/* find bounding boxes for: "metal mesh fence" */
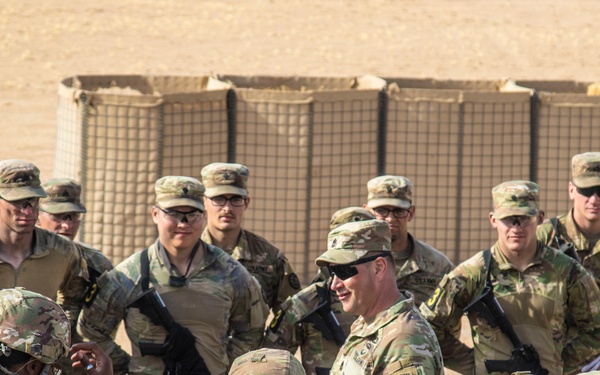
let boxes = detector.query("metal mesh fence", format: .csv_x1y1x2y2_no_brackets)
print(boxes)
55,75,600,283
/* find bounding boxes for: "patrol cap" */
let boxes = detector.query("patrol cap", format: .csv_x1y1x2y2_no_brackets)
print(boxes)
39,178,87,214
572,152,600,188
330,206,375,230
0,159,47,201
201,162,249,198
492,180,540,219
0,288,70,364
315,219,391,268
155,176,205,211
366,175,412,209
229,348,306,375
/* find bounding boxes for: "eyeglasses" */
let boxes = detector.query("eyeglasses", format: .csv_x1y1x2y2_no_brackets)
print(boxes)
156,207,203,224
208,196,247,207
576,186,600,198
373,207,410,219
499,215,537,227
45,212,82,223
328,254,391,281
4,197,40,211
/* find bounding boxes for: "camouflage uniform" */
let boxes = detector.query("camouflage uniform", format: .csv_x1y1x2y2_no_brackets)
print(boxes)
366,175,454,306
263,207,374,375
420,180,600,375
201,162,301,311
229,348,306,375
537,152,600,288
38,178,114,340
78,176,268,375
315,220,444,375
0,160,89,338
0,288,70,365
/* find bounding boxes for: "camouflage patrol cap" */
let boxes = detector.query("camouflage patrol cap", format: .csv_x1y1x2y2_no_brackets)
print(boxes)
366,175,413,209
201,162,249,198
492,180,540,219
39,178,87,214
315,219,391,267
572,152,600,188
229,348,305,375
330,206,375,230
0,288,70,364
155,176,205,211
0,159,47,201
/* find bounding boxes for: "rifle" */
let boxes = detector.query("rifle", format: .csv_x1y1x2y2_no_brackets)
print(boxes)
550,217,580,263
127,287,211,375
464,285,548,375
299,283,346,346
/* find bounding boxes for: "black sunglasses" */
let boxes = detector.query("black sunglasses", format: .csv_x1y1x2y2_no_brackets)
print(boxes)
328,253,391,280
576,186,600,198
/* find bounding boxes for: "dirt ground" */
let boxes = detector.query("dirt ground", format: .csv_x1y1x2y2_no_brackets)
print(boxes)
2,0,599,372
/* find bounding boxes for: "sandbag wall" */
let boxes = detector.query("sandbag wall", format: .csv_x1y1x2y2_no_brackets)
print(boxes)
55,75,600,283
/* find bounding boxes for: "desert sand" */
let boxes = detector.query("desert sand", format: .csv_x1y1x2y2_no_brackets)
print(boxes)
2,0,599,372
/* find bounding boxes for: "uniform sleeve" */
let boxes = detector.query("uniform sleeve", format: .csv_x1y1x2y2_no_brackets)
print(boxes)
227,275,269,364
419,272,475,373
56,242,89,338
77,271,132,375
272,252,302,312
562,262,600,374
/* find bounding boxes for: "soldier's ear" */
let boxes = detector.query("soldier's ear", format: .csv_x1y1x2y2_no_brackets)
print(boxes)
537,210,545,224
151,206,160,224
489,212,498,228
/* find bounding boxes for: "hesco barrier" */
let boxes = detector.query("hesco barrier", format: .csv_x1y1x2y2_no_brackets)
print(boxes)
55,75,600,284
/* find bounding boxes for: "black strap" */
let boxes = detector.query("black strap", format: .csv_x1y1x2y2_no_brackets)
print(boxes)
483,248,493,288
141,248,150,292
549,217,565,247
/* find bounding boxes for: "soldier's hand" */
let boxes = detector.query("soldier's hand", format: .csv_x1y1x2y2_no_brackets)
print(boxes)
70,342,113,375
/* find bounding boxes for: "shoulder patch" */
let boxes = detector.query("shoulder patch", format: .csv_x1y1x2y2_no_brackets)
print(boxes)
425,285,443,309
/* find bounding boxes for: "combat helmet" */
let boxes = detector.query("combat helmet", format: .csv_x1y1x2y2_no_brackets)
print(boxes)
0,288,70,364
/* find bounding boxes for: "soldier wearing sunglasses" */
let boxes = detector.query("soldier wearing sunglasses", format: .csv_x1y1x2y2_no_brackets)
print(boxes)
363,175,454,307
201,163,301,313
36,179,113,346
78,176,268,375
537,152,600,287
314,219,443,374
420,180,600,374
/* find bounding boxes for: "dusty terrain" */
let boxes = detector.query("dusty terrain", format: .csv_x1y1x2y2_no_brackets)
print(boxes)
2,0,599,372
2,0,600,178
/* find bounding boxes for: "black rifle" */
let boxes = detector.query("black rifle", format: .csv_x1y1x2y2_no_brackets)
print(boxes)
464,285,549,375
128,287,211,375
550,217,580,262
299,283,346,346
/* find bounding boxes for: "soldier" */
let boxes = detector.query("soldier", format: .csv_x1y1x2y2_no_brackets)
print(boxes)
263,207,375,375
0,159,88,335
420,180,600,374
229,348,306,375
537,152,600,286
201,162,301,312
315,219,444,374
78,175,268,375
36,178,113,336
364,175,454,306
0,288,112,375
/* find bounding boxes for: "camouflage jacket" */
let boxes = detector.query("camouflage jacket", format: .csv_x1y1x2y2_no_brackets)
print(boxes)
331,291,444,375
537,209,600,287
263,275,357,375
202,228,301,311
77,239,268,375
394,234,454,306
420,241,600,375
0,227,88,336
